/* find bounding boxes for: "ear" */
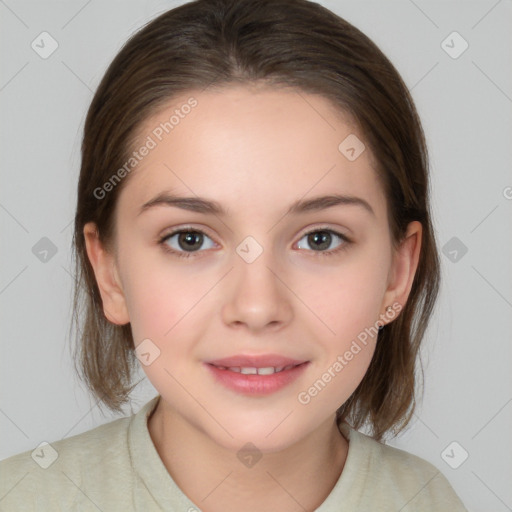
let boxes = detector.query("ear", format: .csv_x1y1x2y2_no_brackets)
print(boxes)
380,221,422,323
83,222,130,325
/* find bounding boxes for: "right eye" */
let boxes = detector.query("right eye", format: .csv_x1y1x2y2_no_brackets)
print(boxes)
159,228,216,259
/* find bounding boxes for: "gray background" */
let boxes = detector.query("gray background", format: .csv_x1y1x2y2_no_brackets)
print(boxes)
1,1,511,510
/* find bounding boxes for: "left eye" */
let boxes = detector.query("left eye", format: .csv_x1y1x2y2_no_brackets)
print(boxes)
296,229,348,252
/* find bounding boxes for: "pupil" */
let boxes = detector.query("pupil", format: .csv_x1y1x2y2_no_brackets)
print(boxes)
179,232,203,251
309,231,330,250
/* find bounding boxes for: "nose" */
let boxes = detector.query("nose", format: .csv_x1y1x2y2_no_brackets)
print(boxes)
221,248,293,333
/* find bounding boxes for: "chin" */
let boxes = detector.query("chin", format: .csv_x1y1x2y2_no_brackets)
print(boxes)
210,415,310,453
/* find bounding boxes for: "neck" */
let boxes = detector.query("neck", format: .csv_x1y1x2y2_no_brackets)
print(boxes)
147,399,349,512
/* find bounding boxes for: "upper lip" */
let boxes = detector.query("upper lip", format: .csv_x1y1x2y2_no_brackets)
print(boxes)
205,354,308,368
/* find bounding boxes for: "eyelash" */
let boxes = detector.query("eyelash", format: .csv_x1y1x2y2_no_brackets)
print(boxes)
158,226,352,259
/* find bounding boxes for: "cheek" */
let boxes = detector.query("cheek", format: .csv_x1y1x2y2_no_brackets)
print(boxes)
297,343,374,417
117,243,176,342
121,259,206,390
120,247,217,345
296,258,387,410
303,250,390,342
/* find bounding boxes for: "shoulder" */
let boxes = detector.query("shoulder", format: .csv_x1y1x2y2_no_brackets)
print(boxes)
0,405,143,510
339,425,468,511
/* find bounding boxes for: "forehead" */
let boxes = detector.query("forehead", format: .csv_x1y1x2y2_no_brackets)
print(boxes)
117,84,387,221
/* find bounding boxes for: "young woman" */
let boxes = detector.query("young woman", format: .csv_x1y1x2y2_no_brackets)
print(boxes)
0,0,468,510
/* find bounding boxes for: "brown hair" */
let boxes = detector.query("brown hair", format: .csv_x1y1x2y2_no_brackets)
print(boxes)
72,0,440,441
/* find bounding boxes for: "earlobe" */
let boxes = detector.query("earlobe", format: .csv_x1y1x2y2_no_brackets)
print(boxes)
83,222,130,325
381,221,423,322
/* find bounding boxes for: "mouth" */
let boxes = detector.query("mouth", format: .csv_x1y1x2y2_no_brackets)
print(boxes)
204,354,310,395
211,364,302,375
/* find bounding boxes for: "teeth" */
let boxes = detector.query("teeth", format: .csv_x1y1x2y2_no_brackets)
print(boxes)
218,365,297,375
256,367,276,375
240,367,257,375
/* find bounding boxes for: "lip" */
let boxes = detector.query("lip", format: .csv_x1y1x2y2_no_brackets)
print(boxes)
206,354,307,368
204,354,310,396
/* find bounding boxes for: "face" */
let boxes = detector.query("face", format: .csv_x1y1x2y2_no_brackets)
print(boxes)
86,83,420,453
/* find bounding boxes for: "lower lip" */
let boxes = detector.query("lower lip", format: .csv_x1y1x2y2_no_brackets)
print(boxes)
205,362,309,396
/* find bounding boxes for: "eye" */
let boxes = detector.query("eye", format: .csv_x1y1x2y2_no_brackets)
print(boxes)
296,228,351,256
158,226,352,259
159,227,216,258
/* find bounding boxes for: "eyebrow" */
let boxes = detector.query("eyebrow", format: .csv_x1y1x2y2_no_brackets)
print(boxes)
138,192,375,217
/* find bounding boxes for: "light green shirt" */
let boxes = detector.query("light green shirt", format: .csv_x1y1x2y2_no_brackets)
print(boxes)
0,395,467,511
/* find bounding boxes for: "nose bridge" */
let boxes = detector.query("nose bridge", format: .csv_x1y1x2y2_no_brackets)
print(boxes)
221,234,292,330
236,240,278,289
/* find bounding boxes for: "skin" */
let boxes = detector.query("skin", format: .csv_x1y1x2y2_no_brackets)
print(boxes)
84,83,422,512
